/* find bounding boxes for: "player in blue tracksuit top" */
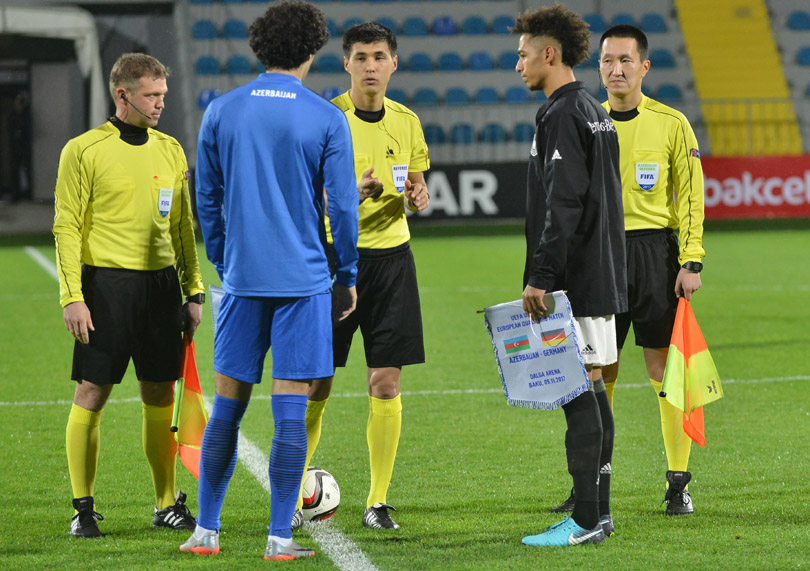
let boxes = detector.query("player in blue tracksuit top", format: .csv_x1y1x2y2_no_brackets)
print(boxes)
181,1,359,561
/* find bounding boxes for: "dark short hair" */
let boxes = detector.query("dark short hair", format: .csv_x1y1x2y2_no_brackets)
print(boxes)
109,53,169,101
600,25,649,61
342,21,398,57
249,0,329,70
512,3,591,68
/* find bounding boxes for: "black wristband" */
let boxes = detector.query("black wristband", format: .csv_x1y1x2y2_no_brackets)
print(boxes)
187,293,205,304
682,261,703,273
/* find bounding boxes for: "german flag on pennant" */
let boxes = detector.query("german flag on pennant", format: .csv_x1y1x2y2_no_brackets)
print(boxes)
541,328,566,347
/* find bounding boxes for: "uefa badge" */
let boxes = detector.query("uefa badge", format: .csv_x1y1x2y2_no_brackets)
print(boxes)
158,188,173,218
635,162,659,191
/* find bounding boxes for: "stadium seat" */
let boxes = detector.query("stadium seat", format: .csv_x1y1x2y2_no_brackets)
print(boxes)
407,52,434,72
505,85,530,103
584,13,607,33
462,15,488,35
450,124,475,144
498,50,519,70
189,0,214,4
226,55,252,75
649,48,676,68
797,46,810,66
610,13,636,27
222,19,249,39
326,18,339,37
317,54,343,73
432,16,459,36
468,52,494,71
806,81,810,98
386,88,408,104
479,124,508,143
474,87,500,104
191,20,218,40
438,52,464,71
375,17,398,33
513,122,535,143
221,0,246,4
656,83,683,101
444,87,470,105
535,90,547,102
640,13,668,33
322,86,342,101
198,88,221,110
594,83,607,101
343,17,363,32
256,60,265,73
423,124,447,144
402,16,429,36
787,10,810,30
412,87,439,105
195,56,220,76
492,15,513,35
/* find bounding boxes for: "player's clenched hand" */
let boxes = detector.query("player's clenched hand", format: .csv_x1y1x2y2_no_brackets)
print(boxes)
63,301,94,344
332,284,357,323
675,268,702,301
182,301,203,340
404,179,429,211
522,285,548,322
358,168,384,202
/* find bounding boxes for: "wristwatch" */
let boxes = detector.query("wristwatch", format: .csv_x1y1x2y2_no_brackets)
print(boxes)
187,293,205,304
682,261,703,273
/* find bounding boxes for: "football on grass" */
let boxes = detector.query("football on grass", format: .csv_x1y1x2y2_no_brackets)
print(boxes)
301,466,340,521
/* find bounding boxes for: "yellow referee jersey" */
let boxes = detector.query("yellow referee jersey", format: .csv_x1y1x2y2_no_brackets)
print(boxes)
53,120,203,307
327,92,430,249
603,96,705,264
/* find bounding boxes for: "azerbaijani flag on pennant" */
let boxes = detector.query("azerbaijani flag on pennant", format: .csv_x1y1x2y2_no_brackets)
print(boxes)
171,334,208,479
541,328,566,347
660,298,723,448
504,335,531,354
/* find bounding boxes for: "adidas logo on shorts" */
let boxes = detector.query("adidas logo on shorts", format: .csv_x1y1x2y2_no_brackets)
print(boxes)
582,344,595,355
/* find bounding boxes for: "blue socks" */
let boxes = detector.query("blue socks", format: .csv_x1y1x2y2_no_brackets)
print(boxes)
268,394,308,539
197,394,248,531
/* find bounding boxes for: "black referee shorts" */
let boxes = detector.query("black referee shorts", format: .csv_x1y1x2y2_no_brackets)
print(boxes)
331,242,425,369
615,229,681,350
71,265,183,385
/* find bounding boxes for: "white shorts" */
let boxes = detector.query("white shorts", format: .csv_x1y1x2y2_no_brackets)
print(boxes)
573,315,617,367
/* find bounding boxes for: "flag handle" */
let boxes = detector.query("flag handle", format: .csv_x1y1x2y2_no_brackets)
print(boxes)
171,377,185,432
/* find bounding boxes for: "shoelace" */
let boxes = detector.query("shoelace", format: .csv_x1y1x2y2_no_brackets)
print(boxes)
77,510,104,523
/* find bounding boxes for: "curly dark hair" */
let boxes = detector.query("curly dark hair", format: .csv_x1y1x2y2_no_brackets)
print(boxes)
249,0,330,70
512,4,591,68
600,25,649,61
342,21,398,57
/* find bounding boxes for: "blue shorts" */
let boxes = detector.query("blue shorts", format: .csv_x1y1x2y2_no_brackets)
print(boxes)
214,291,332,383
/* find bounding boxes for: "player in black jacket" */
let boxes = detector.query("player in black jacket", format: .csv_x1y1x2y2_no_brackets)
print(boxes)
514,5,627,547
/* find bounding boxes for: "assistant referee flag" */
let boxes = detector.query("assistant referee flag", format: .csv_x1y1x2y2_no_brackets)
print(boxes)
171,335,208,479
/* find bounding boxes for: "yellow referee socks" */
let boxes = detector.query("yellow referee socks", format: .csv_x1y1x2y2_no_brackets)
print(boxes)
296,398,328,511
66,404,102,504
142,403,177,509
604,380,616,409
651,379,692,484
367,394,402,508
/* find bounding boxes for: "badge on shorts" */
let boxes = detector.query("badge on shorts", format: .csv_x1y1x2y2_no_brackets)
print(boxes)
635,162,659,191
392,164,408,193
158,188,173,217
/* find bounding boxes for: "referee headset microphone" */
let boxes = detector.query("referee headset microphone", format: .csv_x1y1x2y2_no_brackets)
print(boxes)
120,92,152,120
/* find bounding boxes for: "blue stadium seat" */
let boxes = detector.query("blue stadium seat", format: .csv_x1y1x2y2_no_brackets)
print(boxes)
222,19,249,39
577,50,600,69
535,90,547,102
402,16,429,36
423,124,446,144
444,87,470,105
189,0,214,4
375,17,398,33
412,87,439,105
584,13,607,33
498,50,519,70
386,88,408,104
191,20,218,40
317,54,343,73
221,0,246,4
474,87,500,104
326,18,339,38
450,124,475,144
594,83,607,101
798,46,810,66
640,13,668,33
468,52,494,71
432,16,458,36
322,86,342,101
505,86,530,103
479,123,508,143
649,48,675,68
438,52,464,71
195,56,220,76
787,10,810,30
198,88,221,110
610,13,636,27
256,60,265,73
462,15,488,35
492,14,514,35
513,123,535,143
226,55,252,75
342,17,363,32
656,83,683,101
407,52,434,72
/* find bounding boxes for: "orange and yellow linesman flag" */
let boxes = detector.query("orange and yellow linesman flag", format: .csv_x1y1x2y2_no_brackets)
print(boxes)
171,335,208,479
660,298,723,448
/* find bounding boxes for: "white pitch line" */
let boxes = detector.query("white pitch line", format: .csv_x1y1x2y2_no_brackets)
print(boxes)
24,246,58,280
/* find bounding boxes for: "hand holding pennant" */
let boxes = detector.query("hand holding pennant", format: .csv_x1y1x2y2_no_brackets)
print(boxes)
170,334,209,479
660,298,723,448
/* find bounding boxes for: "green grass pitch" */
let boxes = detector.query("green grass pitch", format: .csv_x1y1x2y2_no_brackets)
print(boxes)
1,223,809,569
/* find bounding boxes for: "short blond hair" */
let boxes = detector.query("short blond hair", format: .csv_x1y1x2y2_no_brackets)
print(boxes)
109,53,170,101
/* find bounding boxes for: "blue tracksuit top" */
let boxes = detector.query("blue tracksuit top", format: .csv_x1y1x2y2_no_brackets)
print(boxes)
196,73,359,297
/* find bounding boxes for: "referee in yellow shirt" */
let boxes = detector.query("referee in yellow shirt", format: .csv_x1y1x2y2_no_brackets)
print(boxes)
599,25,705,515
54,53,205,537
